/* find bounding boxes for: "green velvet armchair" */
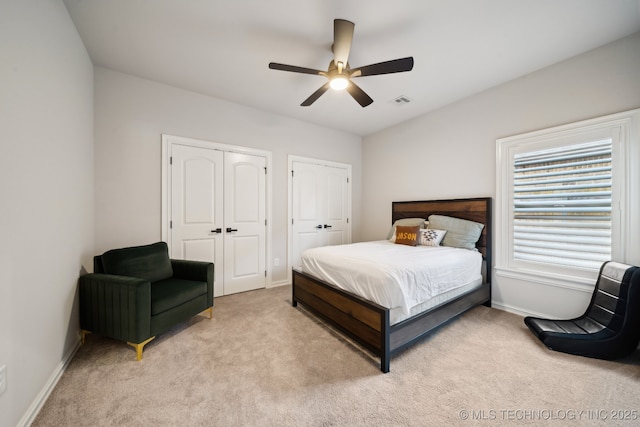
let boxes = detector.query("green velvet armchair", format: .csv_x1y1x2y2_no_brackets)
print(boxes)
79,242,214,360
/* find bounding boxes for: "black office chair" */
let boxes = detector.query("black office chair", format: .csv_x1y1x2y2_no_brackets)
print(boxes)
524,261,640,360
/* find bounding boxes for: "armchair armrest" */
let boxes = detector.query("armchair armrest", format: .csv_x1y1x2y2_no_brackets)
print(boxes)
170,259,214,306
170,259,212,281
79,273,152,344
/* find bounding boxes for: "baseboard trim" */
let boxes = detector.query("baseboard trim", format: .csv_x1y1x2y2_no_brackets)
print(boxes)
491,301,553,319
267,279,289,288
17,339,81,427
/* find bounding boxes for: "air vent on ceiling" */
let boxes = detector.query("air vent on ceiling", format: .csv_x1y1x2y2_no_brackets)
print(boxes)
391,95,412,105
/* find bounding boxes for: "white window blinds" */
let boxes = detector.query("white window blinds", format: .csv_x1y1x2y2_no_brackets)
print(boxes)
513,139,612,270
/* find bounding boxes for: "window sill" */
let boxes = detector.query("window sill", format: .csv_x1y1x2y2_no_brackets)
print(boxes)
493,266,594,293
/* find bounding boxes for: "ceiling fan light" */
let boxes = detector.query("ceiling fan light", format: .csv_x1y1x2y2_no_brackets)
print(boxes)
330,76,349,90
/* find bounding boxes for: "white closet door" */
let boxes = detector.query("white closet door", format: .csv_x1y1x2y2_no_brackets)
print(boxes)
323,165,349,246
291,160,350,269
168,142,267,297
292,162,326,269
223,152,266,295
170,144,224,296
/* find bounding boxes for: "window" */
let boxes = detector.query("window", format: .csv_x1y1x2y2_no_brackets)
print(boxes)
496,109,639,284
513,139,612,270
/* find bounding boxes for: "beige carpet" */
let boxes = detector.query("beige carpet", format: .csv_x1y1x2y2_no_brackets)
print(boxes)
33,285,640,426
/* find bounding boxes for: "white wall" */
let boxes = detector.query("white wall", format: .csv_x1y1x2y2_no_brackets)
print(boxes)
362,32,640,318
94,67,362,283
0,1,94,426
1,4,635,421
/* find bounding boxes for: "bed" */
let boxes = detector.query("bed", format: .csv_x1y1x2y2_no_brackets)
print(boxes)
292,197,492,373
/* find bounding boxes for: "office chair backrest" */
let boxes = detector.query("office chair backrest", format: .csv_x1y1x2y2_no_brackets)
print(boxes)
586,262,640,336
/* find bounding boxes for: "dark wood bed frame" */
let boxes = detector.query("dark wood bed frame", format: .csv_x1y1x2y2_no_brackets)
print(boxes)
292,197,492,373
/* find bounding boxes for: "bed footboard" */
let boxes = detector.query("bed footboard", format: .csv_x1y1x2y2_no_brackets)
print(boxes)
292,269,391,372
292,269,490,373
388,283,490,352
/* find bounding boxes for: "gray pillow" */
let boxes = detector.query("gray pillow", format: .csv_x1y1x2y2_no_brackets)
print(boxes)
427,215,484,250
386,218,426,240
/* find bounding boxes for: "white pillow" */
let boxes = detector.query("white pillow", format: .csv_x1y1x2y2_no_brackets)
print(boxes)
419,228,447,246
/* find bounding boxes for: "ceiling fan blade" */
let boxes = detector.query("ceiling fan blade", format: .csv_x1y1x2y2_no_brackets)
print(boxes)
351,57,414,77
346,81,374,107
301,82,331,106
332,19,354,67
268,62,324,75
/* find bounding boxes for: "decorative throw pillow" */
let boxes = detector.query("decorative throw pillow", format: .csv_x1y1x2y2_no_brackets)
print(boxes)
386,218,426,240
394,225,420,246
428,215,484,250
419,228,447,246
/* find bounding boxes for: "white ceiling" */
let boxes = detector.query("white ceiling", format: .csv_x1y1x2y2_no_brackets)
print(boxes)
63,0,640,136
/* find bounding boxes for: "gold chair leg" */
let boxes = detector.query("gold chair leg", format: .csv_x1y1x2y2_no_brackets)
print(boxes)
127,336,155,361
80,330,91,345
202,307,213,319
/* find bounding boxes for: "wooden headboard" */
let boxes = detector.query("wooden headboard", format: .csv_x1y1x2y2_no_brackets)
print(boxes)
392,197,492,282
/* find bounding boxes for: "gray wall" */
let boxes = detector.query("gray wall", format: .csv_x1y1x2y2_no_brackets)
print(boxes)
94,67,362,283
0,1,94,426
362,32,640,318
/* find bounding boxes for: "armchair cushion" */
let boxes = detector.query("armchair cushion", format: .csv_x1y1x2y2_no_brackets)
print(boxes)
101,241,173,283
151,278,208,316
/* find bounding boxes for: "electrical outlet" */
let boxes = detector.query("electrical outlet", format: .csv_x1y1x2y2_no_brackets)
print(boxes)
274,258,280,267
0,365,6,395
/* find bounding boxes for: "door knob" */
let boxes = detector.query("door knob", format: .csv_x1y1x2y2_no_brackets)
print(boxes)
211,228,222,234
315,225,323,229
323,224,332,229
226,227,238,233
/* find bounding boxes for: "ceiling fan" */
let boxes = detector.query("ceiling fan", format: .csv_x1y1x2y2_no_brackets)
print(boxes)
268,19,414,107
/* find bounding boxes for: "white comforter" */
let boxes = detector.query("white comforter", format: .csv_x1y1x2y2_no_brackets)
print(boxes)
301,240,482,316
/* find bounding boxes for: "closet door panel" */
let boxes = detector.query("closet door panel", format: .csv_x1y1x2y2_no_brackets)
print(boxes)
323,166,349,246
292,162,326,268
170,144,224,297
223,152,266,295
